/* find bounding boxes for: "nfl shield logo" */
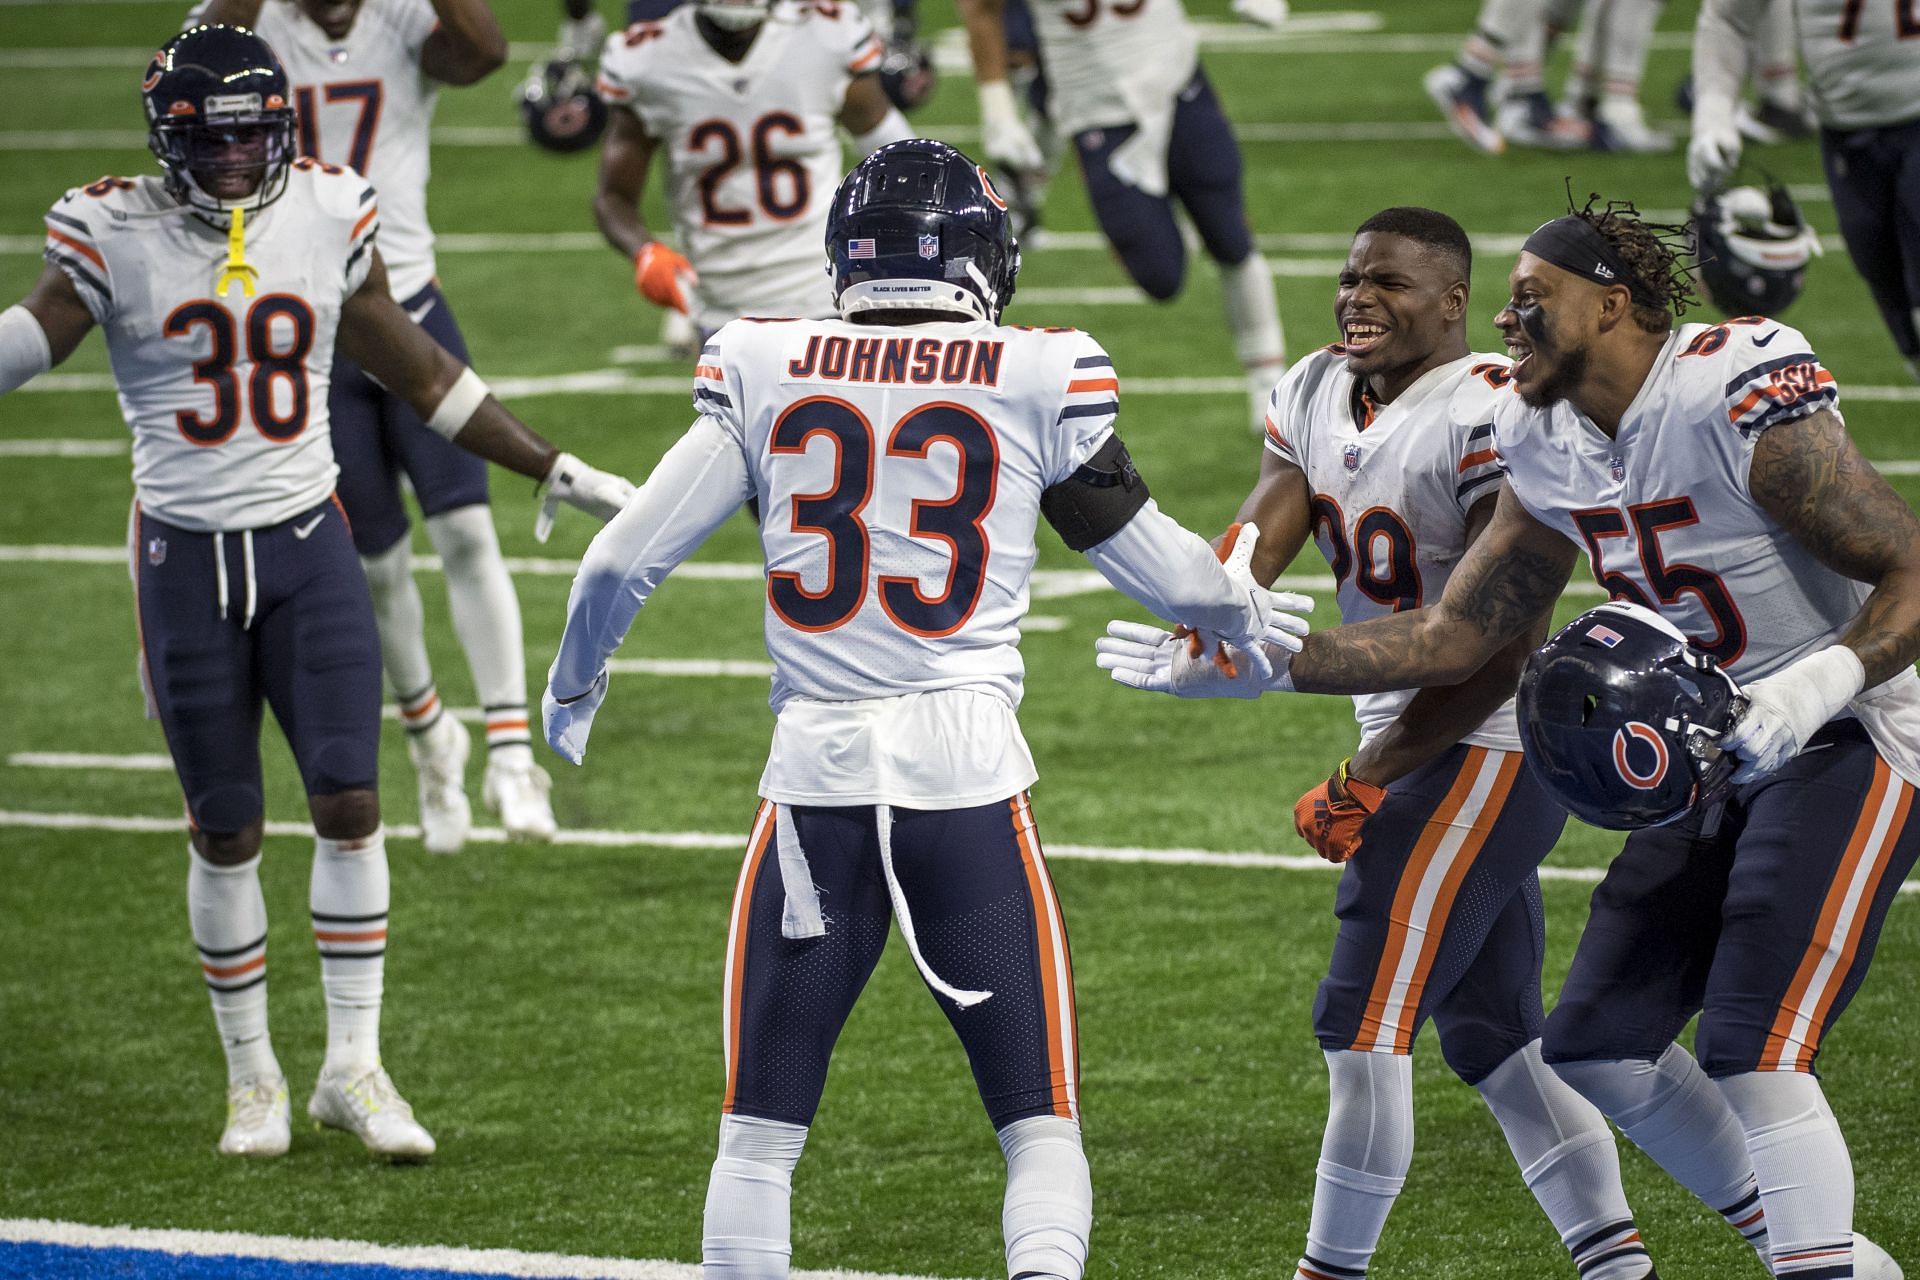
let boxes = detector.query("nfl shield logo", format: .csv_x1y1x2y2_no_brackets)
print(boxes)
918,234,940,260
1343,443,1362,473
1609,455,1625,482
146,536,166,566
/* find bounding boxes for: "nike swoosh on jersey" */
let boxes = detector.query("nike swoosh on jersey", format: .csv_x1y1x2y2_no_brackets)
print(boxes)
406,298,437,324
1753,330,1779,347
292,513,326,539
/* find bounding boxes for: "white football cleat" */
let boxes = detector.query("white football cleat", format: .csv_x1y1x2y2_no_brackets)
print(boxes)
1423,63,1505,155
309,1065,436,1162
483,757,558,842
217,1074,290,1158
1589,95,1674,153
407,714,472,855
1857,1234,1904,1280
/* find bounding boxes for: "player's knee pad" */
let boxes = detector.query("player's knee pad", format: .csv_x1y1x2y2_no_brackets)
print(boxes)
704,1115,808,1278
1120,242,1186,302
1438,1012,1538,1087
1321,1049,1414,1177
1540,992,1645,1066
998,1115,1091,1280
195,784,266,838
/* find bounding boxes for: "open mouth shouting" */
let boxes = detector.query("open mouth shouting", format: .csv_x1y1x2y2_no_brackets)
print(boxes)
1341,319,1389,356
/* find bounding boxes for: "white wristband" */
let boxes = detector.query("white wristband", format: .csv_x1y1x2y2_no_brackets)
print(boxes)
425,366,490,440
0,304,53,395
1795,643,1868,721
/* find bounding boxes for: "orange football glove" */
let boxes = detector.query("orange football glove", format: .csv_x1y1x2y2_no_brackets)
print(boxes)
633,242,697,313
1292,757,1388,864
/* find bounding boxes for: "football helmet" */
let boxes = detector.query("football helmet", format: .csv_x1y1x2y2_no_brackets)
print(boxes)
519,56,608,154
879,34,937,112
827,139,1020,323
1516,601,1746,830
142,25,298,216
1693,182,1821,317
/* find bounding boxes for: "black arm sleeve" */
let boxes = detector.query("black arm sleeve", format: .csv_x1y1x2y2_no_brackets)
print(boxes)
1040,433,1151,552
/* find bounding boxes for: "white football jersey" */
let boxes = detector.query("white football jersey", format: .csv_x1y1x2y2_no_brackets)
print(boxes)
42,162,376,531
1265,348,1519,752
200,0,444,300
596,4,882,333
698,316,1119,805
1027,0,1200,137
1792,0,1920,129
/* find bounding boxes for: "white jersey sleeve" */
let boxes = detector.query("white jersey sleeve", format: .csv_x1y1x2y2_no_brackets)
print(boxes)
43,183,117,325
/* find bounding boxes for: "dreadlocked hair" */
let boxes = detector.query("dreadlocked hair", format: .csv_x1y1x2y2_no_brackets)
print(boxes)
1566,188,1699,334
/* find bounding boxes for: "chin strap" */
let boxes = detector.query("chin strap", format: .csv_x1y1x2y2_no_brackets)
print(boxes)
215,205,258,298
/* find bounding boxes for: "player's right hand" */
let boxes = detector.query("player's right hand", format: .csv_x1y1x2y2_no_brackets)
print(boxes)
634,241,698,313
1189,522,1313,684
1687,101,1742,193
1095,620,1304,699
1292,758,1386,864
543,670,609,765
535,452,636,542
978,79,1044,173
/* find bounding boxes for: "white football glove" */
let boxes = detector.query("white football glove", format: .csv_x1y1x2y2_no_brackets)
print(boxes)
543,669,609,766
1187,521,1308,683
556,9,606,59
1094,614,1309,698
535,451,635,542
1688,96,1743,194
1231,0,1289,28
1719,646,1865,782
978,79,1045,173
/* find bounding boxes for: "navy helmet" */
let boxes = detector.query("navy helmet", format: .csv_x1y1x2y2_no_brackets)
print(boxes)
1516,601,1746,830
1692,182,1821,318
826,140,1019,323
519,56,608,154
142,25,298,216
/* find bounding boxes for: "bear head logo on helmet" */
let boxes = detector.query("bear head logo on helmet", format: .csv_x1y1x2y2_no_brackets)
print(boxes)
519,56,609,154
1516,601,1747,830
1692,181,1822,318
826,140,1020,324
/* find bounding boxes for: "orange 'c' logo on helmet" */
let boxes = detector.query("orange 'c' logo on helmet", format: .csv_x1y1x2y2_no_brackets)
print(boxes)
141,55,165,92
976,165,1008,211
1612,721,1670,791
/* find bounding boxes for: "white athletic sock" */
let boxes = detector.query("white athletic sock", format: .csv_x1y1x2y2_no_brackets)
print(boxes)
360,538,437,724
310,829,388,1076
1552,1046,1771,1263
188,848,279,1084
1296,1050,1413,1278
999,1115,1092,1280
1563,0,1605,106
1601,0,1661,98
1458,0,1538,78
703,1113,809,1277
425,506,527,747
1477,1043,1651,1280
1718,1072,1855,1278
1502,2,1549,96
1219,253,1286,376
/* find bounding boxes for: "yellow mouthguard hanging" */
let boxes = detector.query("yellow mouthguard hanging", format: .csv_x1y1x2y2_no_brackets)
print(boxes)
214,205,258,298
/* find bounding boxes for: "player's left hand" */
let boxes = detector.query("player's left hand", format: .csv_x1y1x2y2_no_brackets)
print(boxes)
543,670,609,766
1231,0,1289,28
1687,100,1742,193
1095,620,1301,698
634,241,698,313
535,452,635,542
1719,646,1866,782
1292,758,1387,864
1188,521,1313,683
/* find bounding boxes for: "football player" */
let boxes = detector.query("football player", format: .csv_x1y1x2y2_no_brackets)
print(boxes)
1129,207,1661,1280
1424,0,1575,153
0,26,630,1160
957,0,1288,434
589,0,913,342
1690,0,1920,382
1552,0,1674,152
1099,197,1920,1280
542,141,1309,1277
191,0,560,854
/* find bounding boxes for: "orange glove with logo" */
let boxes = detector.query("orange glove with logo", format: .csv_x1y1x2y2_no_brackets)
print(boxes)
1292,757,1388,864
633,242,697,313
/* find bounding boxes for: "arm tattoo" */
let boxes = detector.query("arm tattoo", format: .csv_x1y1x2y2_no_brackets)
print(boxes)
1750,410,1920,686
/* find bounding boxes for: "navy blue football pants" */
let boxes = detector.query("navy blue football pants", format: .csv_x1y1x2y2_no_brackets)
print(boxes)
721,795,1078,1130
329,282,490,557
1314,744,1569,1085
133,498,383,834
1821,117,1920,359
1544,720,1920,1077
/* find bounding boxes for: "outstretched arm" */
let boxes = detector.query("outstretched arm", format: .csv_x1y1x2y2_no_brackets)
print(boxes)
420,0,510,85
1230,449,1314,586
955,0,1044,170
1288,482,1577,693
1,265,94,392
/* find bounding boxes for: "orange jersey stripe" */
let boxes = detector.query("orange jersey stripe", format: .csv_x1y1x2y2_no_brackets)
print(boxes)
723,802,775,1113
47,228,106,272
848,45,883,71
1012,795,1075,1118
695,364,725,380
1066,377,1119,394
351,207,379,241
1458,448,1499,472
313,928,387,943
201,955,265,980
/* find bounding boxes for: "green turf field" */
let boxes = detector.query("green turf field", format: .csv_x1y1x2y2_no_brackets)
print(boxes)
1,1,1917,1275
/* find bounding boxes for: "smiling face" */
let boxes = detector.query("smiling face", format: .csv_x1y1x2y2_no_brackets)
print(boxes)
1334,231,1467,396
293,0,364,40
1494,252,1604,409
188,123,273,200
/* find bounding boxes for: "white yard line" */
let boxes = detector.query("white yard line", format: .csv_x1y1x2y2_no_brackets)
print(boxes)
1,805,1915,895
0,1219,957,1280
0,438,126,456
607,658,774,677
8,751,171,771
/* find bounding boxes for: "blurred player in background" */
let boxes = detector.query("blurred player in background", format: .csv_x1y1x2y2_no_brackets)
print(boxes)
1103,207,1660,1280
545,141,1309,1278
194,0,558,854
1099,195,1920,1280
1425,0,1576,152
0,26,630,1162
959,0,1288,433
1691,0,1920,382
1553,0,1673,152
590,0,912,343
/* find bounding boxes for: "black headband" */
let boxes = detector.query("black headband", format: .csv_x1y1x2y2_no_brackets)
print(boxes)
1522,215,1663,308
